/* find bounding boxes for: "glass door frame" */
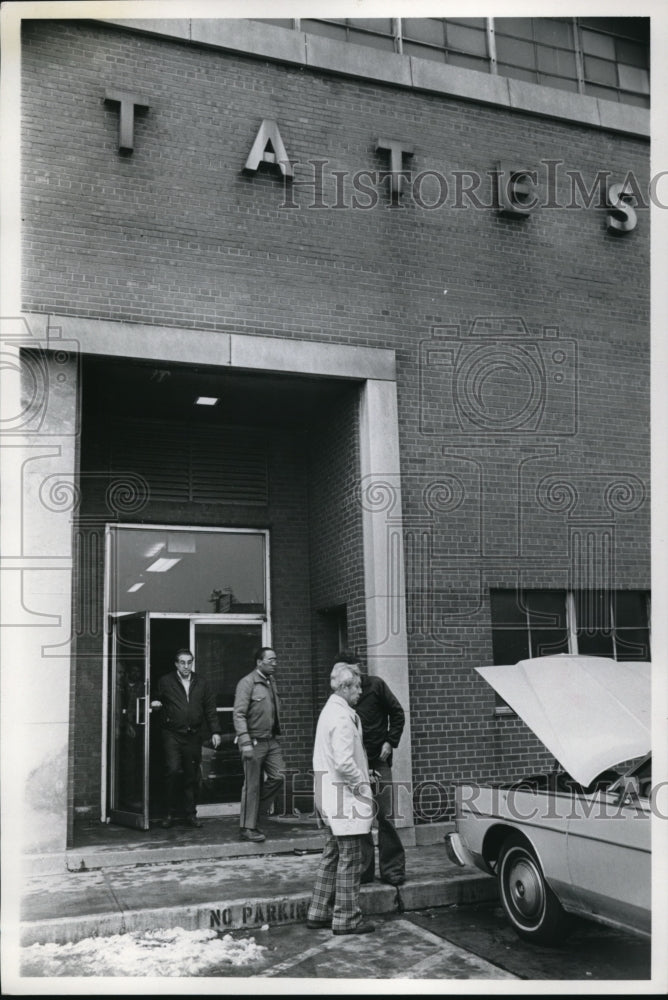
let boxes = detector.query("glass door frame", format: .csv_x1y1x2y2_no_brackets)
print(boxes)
188,614,271,726
190,615,269,816
101,524,272,824
108,611,151,830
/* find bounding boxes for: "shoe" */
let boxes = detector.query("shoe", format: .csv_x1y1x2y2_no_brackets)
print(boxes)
185,816,203,828
382,875,405,886
333,920,376,935
160,816,173,829
240,827,266,843
306,918,331,929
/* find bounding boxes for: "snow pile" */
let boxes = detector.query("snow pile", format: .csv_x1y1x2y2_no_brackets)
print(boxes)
22,927,267,977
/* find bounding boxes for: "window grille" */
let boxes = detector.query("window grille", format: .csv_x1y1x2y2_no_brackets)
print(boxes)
251,17,649,108
489,588,651,713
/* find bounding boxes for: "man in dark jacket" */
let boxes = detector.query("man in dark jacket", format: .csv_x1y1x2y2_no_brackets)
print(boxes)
339,650,406,886
151,649,221,828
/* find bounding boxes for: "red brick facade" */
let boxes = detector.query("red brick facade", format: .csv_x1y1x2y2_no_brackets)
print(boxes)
21,20,650,825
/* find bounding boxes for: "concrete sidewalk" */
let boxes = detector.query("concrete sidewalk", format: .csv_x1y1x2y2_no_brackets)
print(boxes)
19,832,498,947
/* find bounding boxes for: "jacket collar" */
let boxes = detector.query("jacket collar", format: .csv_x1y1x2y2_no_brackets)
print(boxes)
171,670,198,686
331,692,356,716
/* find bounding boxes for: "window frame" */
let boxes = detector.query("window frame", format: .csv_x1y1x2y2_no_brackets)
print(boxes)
490,588,651,716
259,16,649,108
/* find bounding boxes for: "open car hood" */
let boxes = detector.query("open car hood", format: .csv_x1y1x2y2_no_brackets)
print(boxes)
476,655,651,787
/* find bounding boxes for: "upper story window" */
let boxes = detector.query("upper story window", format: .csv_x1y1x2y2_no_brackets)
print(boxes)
254,17,649,108
490,589,651,665
401,18,489,73
494,18,579,93
489,589,651,713
301,18,396,52
579,17,649,107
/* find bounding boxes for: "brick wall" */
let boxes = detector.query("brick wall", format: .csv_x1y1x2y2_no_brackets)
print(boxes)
23,20,650,817
308,383,366,715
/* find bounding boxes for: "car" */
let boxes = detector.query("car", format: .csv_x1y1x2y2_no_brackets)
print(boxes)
446,654,651,945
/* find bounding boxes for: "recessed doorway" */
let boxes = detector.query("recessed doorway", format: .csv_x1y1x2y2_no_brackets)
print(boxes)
105,525,270,829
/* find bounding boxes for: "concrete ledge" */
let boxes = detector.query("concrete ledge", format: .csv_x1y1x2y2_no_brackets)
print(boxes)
96,18,649,138
23,312,232,368
24,823,449,876
597,98,650,136
20,870,497,947
305,34,411,88
191,18,306,65
410,57,510,107
21,832,327,876
96,18,191,42
230,331,395,381
22,313,396,381
507,77,601,128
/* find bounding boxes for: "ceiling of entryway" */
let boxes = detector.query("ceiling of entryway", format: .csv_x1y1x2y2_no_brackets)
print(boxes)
82,353,360,428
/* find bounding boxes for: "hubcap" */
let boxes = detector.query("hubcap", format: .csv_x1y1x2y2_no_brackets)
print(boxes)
506,854,544,922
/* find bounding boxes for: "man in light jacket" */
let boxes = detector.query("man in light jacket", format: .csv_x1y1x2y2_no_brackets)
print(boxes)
306,661,376,935
233,647,285,843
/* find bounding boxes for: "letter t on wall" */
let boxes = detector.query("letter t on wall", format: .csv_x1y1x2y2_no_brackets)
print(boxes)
376,138,414,200
104,91,149,153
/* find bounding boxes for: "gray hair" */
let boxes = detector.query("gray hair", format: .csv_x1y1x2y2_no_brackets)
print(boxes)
330,662,361,692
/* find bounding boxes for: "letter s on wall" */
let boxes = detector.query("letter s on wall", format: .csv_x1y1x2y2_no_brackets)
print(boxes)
607,181,638,233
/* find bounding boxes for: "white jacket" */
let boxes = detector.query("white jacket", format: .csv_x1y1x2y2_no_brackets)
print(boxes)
313,693,373,836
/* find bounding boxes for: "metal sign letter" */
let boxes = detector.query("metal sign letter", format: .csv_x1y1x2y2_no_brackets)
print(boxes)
243,119,293,179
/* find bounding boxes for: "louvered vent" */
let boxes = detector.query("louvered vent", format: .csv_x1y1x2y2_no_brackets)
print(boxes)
110,420,268,505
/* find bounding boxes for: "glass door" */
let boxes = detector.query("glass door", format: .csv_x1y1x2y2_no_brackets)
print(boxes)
108,612,151,829
192,621,266,806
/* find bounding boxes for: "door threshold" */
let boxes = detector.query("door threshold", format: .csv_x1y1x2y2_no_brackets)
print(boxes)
196,803,240,817
66,829,325,872
66,813,324,870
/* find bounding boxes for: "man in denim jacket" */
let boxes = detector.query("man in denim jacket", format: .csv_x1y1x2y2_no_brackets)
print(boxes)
233,647,285,842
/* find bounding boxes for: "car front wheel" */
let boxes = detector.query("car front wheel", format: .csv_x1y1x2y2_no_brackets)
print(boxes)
498,833,571,945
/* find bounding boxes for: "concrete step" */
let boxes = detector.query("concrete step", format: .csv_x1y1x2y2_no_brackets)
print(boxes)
19,843,498,947
28,816,453,874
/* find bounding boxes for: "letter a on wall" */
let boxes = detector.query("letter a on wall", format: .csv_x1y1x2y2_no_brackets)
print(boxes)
243,120,293,180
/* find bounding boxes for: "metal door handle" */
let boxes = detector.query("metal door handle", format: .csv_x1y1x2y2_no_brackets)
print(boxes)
135,697,146,725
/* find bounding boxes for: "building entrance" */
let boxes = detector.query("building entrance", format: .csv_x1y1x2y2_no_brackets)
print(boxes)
108,614,266,830
105,524,270,829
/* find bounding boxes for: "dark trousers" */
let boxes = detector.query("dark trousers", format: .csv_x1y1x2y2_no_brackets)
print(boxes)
361,758,406,883
239,737,285,830
162,729,202,819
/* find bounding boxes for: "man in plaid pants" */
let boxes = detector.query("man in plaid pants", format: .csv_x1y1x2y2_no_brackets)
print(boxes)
306,661,376,935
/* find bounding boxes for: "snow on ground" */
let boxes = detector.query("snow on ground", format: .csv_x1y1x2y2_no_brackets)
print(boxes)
21,927,267,977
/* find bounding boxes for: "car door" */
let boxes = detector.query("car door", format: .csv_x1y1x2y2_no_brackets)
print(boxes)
565,783,651,934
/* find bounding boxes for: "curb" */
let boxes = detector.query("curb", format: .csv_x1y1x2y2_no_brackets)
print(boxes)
20,872,498,947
